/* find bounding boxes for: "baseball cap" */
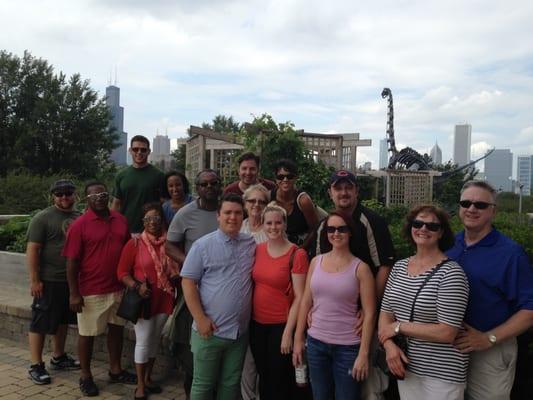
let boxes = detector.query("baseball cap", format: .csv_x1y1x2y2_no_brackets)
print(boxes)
329,170,357,186
50,179,76,193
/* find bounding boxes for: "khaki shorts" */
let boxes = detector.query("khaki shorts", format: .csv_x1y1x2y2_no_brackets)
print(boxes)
77,291,126,336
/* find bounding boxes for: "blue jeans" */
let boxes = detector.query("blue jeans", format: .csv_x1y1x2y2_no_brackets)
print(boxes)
307,335,361,400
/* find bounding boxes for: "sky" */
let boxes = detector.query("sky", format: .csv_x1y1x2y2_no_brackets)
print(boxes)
1,0,533,176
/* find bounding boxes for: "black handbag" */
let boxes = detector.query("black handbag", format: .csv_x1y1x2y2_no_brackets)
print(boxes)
375,259,449,378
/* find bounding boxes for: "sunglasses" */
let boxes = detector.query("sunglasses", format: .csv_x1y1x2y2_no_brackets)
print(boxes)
198,181,220,188
143,215,162,223
53,191,74,198
325,225,350,234
276,173,296,181
245,199,268,206
131,147,148,154
86,192,109,200
459,200,495,210
411,219,441,232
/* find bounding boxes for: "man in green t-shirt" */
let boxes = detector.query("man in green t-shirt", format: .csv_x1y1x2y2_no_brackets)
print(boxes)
26,180,82,385
111,135,164,233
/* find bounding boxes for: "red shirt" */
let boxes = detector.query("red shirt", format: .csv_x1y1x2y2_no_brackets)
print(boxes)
252,243,309,324
62,208,130,296
224,178,276,196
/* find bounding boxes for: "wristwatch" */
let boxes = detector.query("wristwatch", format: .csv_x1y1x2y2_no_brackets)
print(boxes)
394,322,401,335
487,332,497,345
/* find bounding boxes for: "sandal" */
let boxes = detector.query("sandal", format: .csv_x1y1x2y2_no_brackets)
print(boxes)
108,370,137,385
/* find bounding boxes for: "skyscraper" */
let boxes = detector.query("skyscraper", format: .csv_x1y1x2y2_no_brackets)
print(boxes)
485,149,513,192
106,85,128,165
517,155,532,196
379,138,389,169
151,134,172,171
430,141,442,165
453,124,471,166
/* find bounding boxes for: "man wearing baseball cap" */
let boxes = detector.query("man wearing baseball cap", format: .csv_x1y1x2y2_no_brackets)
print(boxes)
312,170,395,400
26,180,82,384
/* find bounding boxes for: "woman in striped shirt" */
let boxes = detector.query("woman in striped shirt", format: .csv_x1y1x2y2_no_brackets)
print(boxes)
378,204,469,400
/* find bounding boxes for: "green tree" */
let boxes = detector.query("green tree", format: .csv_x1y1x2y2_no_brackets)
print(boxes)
433,161,477,212
171,143,187,172
202,114,240,134
0,50,118,177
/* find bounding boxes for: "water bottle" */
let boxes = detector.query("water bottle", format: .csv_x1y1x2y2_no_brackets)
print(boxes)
295,352,308,387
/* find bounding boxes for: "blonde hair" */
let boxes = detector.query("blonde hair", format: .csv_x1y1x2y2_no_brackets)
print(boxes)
242,184,270,202
261,203,287,224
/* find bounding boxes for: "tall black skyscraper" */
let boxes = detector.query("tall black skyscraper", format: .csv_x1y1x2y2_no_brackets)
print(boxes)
107,85,127,165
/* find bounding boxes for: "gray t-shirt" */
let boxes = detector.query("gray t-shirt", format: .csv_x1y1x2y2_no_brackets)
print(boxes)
26,206,81,282
167,200,218,253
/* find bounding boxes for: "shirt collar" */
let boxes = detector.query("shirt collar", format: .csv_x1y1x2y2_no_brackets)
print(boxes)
458,227,499,249
216,228,241,242
86,207,114,221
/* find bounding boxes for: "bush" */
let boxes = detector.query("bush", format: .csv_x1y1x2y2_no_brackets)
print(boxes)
0,213,33,252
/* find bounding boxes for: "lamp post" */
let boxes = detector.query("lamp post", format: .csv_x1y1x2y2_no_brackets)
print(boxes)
518,183,523,214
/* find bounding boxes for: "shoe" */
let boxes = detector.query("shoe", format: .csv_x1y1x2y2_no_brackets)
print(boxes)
28,362,51,385
79,376,99,397
145,384,162,394
134,388,148,400
50,353,81,370
109,370,137,384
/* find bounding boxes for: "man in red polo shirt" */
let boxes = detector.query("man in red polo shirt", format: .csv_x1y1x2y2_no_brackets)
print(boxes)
63,181,134,397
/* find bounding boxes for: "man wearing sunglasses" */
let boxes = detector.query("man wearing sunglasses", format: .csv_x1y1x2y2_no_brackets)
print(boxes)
112,135,164,233
447,180,533,400
224,152,276,196
26,180,81,385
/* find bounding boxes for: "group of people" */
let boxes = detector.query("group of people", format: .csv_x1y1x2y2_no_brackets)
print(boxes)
24,134,533,400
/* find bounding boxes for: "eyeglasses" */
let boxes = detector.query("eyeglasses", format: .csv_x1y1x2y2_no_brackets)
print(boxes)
411,219,441,232
459,200,495,210
53,191,74,198
143,215,162,223
131,147,148,154
198,181,220,188
276,174,296,181
245,199,268,206
325,225,350,234
86,192,109,200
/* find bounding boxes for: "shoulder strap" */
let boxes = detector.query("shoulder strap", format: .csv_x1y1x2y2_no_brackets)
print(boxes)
408,258,449,321
295,191,306,210
289,245,298,272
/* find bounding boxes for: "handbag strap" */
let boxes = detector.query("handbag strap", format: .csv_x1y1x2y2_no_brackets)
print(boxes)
408,258,449,322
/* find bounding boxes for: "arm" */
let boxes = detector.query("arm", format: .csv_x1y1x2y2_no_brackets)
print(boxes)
111,197,121,212
181,277,217,337
375,266,391,300
66,258,84,313
281,273,306,354
292,260,316,367
379,310,409,378
26,242,43,298
353,262,376,381
165,240,186,265
298,193,319,251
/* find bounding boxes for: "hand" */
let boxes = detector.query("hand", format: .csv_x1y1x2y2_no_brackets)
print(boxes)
196,315,217,338
378,321,398,344
355,309,363,336
280,329,293,355
352,353,369,381
138,282,151,299
30,280,44,298
292,336,305,367
69,294,84,313
384,340,409,379
454,323,492,353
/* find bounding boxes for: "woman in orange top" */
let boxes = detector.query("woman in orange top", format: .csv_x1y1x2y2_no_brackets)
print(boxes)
250,204,309,400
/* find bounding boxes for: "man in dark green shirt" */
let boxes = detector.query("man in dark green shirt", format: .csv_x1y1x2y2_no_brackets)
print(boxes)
111,135,164,233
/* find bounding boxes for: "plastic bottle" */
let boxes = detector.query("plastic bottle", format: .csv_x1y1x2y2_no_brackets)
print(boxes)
295,352,308,387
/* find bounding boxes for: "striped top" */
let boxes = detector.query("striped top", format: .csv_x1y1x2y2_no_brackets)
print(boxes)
381,258,470,384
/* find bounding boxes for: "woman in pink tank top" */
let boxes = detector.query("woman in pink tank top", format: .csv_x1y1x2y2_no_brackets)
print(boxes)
293,212,376,400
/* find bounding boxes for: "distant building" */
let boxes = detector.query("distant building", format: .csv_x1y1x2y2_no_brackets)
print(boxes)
430,141,442,165
150,134,173,171
106,85,128,166
360,161,372,171
517,155,532,196
453,124,471,166
485,149,513,192
379,138,389,169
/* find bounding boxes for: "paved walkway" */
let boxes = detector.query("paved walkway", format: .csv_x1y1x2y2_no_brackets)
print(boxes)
0,337,186,399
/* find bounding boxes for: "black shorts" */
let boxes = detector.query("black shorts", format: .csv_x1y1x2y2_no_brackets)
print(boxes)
29,281,77,335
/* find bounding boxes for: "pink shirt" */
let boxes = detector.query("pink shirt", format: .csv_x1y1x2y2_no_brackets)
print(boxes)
308,255,361,345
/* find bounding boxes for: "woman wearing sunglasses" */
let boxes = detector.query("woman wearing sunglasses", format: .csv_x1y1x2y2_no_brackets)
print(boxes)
293,212,376,400
377,204,469,400
271,159,318,252
117,202,179,400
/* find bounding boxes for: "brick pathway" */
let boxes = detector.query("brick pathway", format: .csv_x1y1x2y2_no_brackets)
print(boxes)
0,337,186,399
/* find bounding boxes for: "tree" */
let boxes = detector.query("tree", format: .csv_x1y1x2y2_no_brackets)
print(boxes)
0,50,118,177
202,114,240,134
432,161,477,213
171,143,187,172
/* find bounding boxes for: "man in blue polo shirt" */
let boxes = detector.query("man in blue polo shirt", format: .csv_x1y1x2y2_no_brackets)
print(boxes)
447,180,533,400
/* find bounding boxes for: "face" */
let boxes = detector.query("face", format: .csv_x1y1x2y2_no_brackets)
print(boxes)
129,140,150,166
459,186,496,234
263,210,286,240
275,167,296,192
86,185,109,212
143,209,163,236
196,172,221,202
410,211,442,248
239,159,259,186
167,175,184,200
52,189,76,211
244,190,268,218
328,180,358,210
326,215,351,248
217,201,244,236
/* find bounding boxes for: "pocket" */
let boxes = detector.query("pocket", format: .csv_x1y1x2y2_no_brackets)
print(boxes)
31,295,51,312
